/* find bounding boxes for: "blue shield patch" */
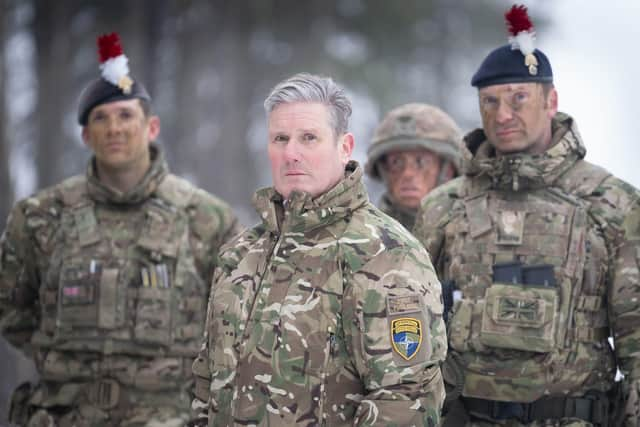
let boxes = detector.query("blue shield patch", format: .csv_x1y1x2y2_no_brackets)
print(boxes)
391,317,422,360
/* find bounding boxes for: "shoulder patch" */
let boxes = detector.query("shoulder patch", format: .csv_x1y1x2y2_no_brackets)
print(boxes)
387,294,421,314
623,205,640,241
391,317,423,361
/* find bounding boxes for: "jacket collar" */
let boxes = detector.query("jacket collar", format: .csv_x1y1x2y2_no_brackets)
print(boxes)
378,193,416,231
86,143,169,205
461,112,586,191
253,160,369,233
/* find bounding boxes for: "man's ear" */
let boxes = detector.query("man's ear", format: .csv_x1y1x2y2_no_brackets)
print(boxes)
147,116,161,141
81,127,91,148
443,161,456,180
339,132,355,165
546,88,558,118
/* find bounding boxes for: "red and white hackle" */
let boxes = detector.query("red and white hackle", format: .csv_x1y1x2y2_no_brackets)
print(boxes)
97,32,133,94
505,4,538,76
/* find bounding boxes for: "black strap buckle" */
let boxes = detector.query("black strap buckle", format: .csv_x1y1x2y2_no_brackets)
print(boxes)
489,400,531,422
580,393,609,427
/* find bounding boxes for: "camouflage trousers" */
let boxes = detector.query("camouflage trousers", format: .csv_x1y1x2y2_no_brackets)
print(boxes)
24,405,188,427
441,417,597,427
11,379,192,427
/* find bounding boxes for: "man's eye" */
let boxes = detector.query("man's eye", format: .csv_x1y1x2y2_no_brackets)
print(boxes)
91,113,106,122
481,97,499,108
513,92,528,104
274,135,288,143
387,156,405,171
302,133,317,142
415,156,434,169
120,111,133,120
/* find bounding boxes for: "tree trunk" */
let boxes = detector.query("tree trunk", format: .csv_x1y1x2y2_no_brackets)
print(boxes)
0,0,12,226
33,0,73,188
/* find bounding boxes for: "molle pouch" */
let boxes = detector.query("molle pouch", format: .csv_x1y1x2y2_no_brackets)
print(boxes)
448,298,474,352
56,263,99,330
134,286,172,346
480,283,558,353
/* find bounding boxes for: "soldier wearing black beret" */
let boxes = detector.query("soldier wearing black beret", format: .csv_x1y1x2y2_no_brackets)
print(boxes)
0,33,241,426
413,4,640,426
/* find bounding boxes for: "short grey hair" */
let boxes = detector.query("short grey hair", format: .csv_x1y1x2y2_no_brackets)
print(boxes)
264,73,352,137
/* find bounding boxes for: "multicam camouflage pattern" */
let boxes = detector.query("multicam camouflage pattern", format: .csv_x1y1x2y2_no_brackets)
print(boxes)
0,145,240,426
365,102,463,181
192,161,446,427
413,112,640,425
377,192,418,231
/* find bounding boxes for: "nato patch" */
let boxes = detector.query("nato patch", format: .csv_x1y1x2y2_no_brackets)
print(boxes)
391,317,423,360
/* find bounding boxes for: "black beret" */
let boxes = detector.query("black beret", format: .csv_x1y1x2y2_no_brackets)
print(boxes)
77,77,151,126
471,45,553,88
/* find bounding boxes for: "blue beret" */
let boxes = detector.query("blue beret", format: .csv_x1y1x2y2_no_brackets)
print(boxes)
77,77,151,125
471,44,553,88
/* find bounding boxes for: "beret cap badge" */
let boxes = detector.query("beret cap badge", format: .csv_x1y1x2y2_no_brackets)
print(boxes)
505,5,538,76
97,32,133,94
470,4,552,88
77,32,151,125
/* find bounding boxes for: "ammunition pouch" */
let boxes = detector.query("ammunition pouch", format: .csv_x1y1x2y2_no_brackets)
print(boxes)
85,378,124,410
480,282,559,353
463,392,610,425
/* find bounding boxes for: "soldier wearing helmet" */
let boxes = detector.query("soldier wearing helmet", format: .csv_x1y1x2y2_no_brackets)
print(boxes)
366,103,462,230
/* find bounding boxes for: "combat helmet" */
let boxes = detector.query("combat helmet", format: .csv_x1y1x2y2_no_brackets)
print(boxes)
366,103,463,182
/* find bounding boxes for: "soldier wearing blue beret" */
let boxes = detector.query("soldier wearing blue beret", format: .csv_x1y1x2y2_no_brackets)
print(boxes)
414,5,640,426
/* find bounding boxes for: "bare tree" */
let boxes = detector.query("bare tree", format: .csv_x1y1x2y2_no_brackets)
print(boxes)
0,1,12,226
33,0,74,188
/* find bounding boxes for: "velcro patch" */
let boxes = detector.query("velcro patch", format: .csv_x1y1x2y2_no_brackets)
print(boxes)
623,208,640,241
387,294,422,315
391,317,422,360
496,210,525,245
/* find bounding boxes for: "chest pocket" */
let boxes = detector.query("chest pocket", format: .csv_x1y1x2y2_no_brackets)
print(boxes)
48,203,124,340
446,189,593,355
134,199,186,347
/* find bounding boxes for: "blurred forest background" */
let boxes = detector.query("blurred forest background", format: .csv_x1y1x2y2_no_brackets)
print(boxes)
0,0,526,227
3,0,640,424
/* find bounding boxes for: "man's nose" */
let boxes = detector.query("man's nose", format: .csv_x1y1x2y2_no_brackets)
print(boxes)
495,100,514,123
399,161,419,177
283,141,301,162
106,116,124,133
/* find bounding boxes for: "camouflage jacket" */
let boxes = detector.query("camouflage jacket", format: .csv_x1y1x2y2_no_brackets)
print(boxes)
0,145,240,421
192,161,446,427
414,112,640,424
377,192,417,232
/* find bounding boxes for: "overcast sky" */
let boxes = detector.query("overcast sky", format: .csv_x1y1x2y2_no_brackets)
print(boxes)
544,0,640,187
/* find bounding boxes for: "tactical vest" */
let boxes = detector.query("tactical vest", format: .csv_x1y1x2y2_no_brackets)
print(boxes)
444,162,616,402
30,175,209,380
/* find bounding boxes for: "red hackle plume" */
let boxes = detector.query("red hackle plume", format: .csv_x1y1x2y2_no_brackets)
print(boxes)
505,5,534,36
97,32,124,63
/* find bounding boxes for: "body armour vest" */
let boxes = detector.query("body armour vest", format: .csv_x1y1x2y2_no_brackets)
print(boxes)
30,174,208,386
439,157,616,402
